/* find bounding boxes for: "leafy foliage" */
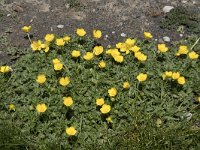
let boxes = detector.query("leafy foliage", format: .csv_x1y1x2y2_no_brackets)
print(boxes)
0,33,200,149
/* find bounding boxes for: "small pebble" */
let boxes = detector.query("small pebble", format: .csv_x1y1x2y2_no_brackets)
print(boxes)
105,35,108,38
180,34,183,37
57,25,64,29
112,31,115,34
182,0,187,3
51,27,53,31
163,6,174,13
7,14,11,17
155,39,158,41
121,33,126,37
163,36,170,42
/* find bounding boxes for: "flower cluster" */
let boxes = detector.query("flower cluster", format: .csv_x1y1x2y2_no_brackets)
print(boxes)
162,71,186,85
0,66,11,73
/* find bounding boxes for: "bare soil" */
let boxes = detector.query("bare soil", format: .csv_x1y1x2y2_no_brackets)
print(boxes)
0,0,199,63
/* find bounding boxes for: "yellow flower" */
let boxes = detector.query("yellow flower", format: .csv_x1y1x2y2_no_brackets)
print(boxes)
125,38,136,46
41,43,50,53
54,62,63,71
144,32,153,39
137,73,148,82
113,55,124,63
36,74,46,84
188,51,199,60
71,50,81,58
63,36,71,42
63,97,73,107
83,52,94,60
93,46,104,56
198,97,200,103
172,72,180,80
52,58,61,64
177,45,188,55
109,49,121,57
100,104,111,114
158,44,169,52
108,88,117,97
0,66,10,73
93,29,102,39
56,38,65,46
135,52,147,62
76,28,86,36
36,103,47,113
162,74,166,80
31,40,42,51
106,116,113,123
123,81,130,89
66,127,77,136
22,26,31,33
45,34,54,42
116,42,123,49
177,76,186,85
165,71,173,77
130,46,140,53
96,98,105,106
98,61,106,69
59,77,70,86
9,104,15,111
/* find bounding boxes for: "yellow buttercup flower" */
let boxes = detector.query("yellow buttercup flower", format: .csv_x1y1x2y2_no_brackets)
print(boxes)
0,66,10,73
165,71,173,77
59,77,70,86
177,76,186,85
100,104,111,114
63,97,73,107
93,46,104,56
45,34,55,42
123,81,130,89
172,72,180,80
22,26,31,33
198,97,200,103
54,62,63,71
144,32,153,39
83,52,94,60
135,52,147,62
106,116,113,123
52,58,61,64
63,36,71,42
158,44,169,52
113,55,124,63
125,38,136,46
36,103,47,113
137,73,148,82
71,50,81,58
76,28,86,36
36,74,46,84
56,38,65,46
66,127,77,136
9,104,15,111
41,43,50,53
98,61,106,69
93,29,102,39
130,45,140,53
188,51,199,60
108,88,117,97
177,45,188,55
31,40,42,51
96,98,105,106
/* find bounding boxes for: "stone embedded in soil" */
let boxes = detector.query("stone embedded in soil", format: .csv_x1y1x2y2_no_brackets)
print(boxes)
162,6,174,13
57,25,64,29
120,33,126,37
163,36,171,42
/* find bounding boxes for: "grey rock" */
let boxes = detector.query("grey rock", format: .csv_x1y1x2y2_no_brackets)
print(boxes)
57,25,64,29
163,36,170,42
120,33,126,37
163,6,174,13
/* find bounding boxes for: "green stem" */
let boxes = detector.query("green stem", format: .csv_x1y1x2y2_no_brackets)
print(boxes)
27,33,32,44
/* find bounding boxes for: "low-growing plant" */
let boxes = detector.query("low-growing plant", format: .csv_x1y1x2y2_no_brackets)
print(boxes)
0,28,199,149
